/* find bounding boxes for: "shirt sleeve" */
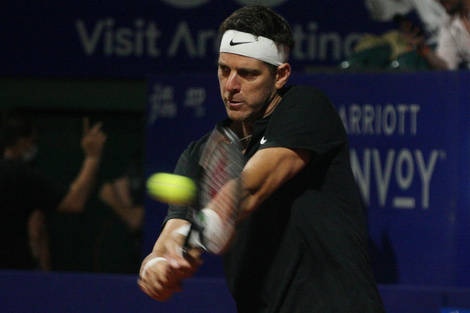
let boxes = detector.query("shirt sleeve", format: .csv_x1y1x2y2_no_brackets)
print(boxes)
260,86,347,159
364,0,413,21
436,20,460,70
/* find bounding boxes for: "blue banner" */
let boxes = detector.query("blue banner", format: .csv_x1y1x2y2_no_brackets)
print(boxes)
2,0,394,77
144,70,470,286
2,270,470,313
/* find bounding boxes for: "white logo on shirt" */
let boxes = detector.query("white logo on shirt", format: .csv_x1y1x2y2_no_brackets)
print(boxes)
260,137,267,144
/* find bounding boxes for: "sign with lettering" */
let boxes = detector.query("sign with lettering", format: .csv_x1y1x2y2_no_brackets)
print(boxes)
2,0,392,77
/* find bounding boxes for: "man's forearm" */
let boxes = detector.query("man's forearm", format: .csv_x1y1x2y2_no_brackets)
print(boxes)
58,156,101,213
419,46,450,70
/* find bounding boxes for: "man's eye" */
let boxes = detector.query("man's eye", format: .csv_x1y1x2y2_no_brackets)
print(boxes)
220,67,230,75
240,71,256,80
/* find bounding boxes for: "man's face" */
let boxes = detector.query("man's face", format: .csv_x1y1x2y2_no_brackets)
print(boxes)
218,52,279,123
438,0,462,15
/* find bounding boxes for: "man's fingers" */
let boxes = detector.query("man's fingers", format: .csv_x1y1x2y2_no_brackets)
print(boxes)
138,279,169,301
90,121,104,134
137,256,185,302
83,116,105,137
138,275,182,302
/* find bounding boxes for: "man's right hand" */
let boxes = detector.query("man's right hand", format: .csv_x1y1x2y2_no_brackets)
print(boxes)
138,219,203,301
81,117,106,159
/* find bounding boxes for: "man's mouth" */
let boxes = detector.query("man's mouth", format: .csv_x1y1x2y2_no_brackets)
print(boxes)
227,99,243,107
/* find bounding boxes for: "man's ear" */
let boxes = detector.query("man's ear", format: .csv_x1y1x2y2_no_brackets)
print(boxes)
275,63,291,89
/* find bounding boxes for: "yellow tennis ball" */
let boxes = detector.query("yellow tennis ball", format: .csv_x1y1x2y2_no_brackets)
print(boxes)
147,173,197,205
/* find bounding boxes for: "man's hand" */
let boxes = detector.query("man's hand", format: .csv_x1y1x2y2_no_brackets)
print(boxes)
138,220,202,301
138,254,183,302
57,117,106,213
81,117,107,159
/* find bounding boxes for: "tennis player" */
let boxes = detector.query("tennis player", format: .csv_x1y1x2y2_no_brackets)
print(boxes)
139,5,386,312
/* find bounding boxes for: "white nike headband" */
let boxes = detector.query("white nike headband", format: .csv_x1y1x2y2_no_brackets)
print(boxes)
219,30,289,66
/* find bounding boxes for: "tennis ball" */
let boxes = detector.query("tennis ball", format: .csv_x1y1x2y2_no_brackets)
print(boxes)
147,173,197,205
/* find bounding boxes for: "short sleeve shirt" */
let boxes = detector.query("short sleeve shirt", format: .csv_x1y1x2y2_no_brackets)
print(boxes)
165,86,385,313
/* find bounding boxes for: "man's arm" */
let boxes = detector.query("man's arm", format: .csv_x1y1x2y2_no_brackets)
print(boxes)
138,218,202,302
138,146,310,301
239,147,310,218
57,118,107,213
419,46,450,69
191,146,311,254
99,177,144,232
403,23,450,70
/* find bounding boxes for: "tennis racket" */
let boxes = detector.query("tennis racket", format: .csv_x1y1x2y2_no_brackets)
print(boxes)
182,124,246,255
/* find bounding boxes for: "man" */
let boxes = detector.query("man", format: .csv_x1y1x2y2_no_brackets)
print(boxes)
405,0,470,69
365,0,445,45
0,114,106,270
138,5,385,312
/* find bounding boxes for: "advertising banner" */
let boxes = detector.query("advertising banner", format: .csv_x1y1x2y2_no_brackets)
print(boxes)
2,0,393,77
145,70,470,286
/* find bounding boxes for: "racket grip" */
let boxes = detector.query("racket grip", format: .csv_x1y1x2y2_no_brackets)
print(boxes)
182,209,232,255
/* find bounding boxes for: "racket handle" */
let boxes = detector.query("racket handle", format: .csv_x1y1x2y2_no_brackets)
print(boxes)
182,209,231,255
181,222,206,258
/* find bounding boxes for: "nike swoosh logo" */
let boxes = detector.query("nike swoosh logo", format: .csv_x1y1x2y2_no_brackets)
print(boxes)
260,137,267,144
229,39,253,46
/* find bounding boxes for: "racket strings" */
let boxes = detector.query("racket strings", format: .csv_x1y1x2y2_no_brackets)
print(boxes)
201,141,240,225
186,126,246,253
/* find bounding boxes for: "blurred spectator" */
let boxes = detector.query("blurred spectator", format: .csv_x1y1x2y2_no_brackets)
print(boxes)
404,0,470,70
341,0,446,70
365,0,445,45
0,114,106,270
28,209,51,270
92,153,145,274
99,156,145,234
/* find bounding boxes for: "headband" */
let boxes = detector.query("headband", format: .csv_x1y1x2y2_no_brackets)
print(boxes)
219,30,289,66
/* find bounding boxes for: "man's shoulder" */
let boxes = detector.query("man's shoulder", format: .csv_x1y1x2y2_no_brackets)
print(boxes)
182,125,220,160
282,85,326,97
280,85,331,107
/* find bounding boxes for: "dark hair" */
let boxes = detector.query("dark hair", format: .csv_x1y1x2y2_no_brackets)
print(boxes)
0,115,36,149
219,5,295,50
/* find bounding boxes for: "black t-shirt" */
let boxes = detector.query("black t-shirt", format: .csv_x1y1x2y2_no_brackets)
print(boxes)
0,159,66,269
164,86,385,313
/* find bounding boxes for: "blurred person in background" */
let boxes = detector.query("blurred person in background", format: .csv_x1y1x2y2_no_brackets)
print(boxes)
95,154,145,274
341,0,445,70
404,0,470,69
99,153,145,235
365,0,445,45
0,113,106,270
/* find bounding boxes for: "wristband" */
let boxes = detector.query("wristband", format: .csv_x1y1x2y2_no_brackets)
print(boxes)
177,209,230,254
198,208,227,254
141,257,167,279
